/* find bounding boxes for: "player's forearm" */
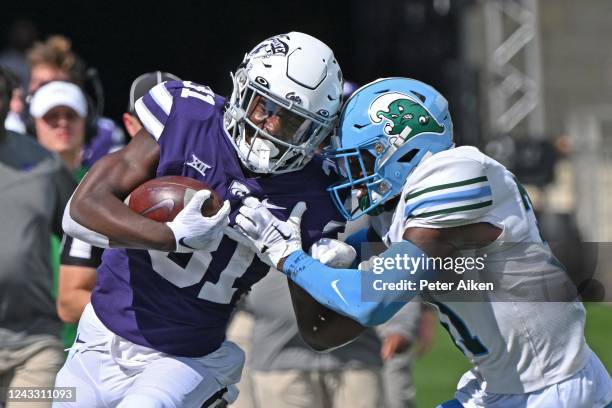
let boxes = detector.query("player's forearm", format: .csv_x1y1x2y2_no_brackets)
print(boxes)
65,140,175,251
282,241,434,326
283,251,399,326
68,187,175,251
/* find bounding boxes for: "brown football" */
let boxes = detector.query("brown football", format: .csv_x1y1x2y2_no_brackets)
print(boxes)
127,176,222,222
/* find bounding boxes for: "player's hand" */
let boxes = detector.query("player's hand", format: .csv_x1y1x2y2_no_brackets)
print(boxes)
380,333,412,361
415,308,436,357
309,238,356,268
234,197,305,269
166,189,231,253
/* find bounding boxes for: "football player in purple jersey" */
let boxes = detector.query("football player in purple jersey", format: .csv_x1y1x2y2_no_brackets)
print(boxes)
55,32,360,407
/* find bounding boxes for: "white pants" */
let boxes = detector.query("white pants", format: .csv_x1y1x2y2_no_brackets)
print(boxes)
438,349,612,408
53,304,244,408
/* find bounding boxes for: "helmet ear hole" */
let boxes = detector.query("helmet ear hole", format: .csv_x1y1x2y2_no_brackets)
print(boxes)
398,148,419,163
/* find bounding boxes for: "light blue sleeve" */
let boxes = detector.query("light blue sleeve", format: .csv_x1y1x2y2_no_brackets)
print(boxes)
283,240,436,326
343,227,370,261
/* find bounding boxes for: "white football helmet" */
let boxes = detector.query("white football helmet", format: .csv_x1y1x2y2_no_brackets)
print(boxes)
224,32,343,174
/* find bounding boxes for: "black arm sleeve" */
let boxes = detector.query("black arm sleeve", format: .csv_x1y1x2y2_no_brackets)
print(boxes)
52,164,77,237
60,234,103,268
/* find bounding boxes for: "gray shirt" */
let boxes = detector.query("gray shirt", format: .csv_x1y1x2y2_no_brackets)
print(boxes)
245,270,421,372
0,131,76,349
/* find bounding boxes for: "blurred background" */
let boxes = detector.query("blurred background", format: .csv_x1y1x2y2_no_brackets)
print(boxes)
2,0,610,406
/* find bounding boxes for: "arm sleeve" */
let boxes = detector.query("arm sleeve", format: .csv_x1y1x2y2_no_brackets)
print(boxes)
344,227,370,260
282,240,436,327
401,155,493,229
62,194,111,248
52,163,77,237
134,81,177,141
60,235,103,268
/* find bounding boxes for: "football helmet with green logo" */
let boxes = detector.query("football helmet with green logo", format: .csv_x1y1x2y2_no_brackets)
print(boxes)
326,77,454,220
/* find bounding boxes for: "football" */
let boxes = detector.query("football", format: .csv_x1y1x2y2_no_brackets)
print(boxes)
127,176,222,222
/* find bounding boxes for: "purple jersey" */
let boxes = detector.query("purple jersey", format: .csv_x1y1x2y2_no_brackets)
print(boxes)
82,117,126,168
91,81,345,357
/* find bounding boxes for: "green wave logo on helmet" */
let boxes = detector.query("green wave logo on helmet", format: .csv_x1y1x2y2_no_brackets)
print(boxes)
368,92,444,144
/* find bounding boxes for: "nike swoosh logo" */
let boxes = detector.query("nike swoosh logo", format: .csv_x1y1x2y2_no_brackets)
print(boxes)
261,198,286,210
178,237,197,250
273,225,291,240
142,198,175,216
331,279,349,305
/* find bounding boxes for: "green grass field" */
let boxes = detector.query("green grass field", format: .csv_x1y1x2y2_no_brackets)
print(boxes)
412,303,612,407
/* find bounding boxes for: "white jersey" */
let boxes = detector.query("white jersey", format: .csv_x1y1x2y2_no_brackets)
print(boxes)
378,146,590,394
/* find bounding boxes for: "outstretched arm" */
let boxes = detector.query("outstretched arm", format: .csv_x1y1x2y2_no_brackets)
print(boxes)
235,199,439,324
279,224,499,327
280,239,436,327
235,199,501,340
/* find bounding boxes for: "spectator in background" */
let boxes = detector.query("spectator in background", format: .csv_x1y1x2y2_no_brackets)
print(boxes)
27,35,84,95
0,19,38,91
27,35,125,167
28,80,93,348
122,71,181,137
30,81,88,172
1,68,27,134
0,19,35,134
381,301,436,408
0,67,75,408
24,35,122,348
56,71,180,337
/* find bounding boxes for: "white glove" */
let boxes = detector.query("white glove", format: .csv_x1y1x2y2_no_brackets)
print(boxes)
309,238,357,268
167,189,230,253
234,197,306,269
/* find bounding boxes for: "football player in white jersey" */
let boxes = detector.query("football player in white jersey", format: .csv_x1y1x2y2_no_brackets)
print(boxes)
234,78,612,407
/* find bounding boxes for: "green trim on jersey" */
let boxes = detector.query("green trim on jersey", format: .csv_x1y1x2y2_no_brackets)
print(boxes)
410,200,493,219
405,176,489,202
73,165,88,182
50,235,61,299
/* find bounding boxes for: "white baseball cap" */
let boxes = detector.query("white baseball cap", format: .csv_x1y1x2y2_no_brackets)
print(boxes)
30,81,88,118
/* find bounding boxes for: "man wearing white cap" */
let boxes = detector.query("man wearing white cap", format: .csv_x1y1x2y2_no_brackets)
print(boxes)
0,67,76,408
30,81,94,354
30,81,87,172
